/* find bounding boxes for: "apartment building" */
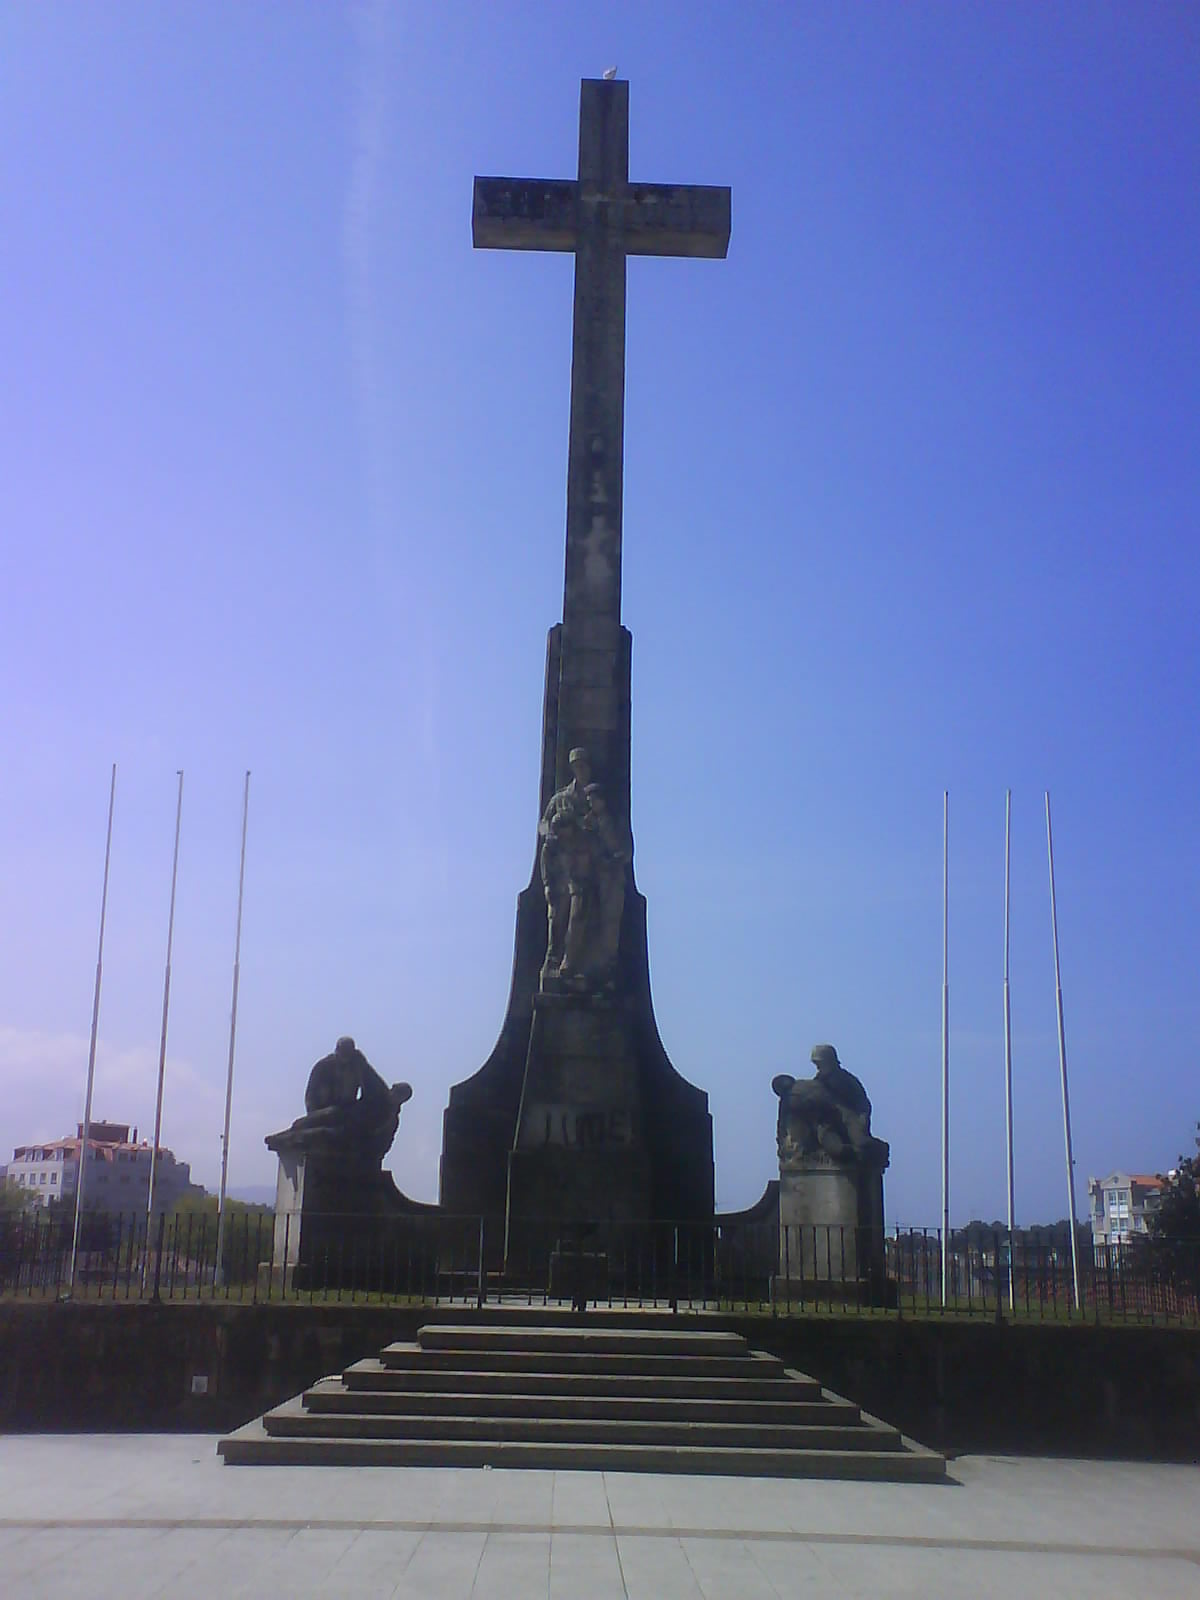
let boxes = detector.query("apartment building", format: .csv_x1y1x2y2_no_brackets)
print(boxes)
7,1121,202,1212
1087,1171,1163,1248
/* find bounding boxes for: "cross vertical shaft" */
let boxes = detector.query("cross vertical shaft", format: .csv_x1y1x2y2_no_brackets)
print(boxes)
471,78,730,796
560,81,629,781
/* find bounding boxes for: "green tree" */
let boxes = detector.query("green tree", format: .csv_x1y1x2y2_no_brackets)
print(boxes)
155,1191,273,1288
0,1181,31,1215
1149,1122,1200,1244
1141,1122,1200,1298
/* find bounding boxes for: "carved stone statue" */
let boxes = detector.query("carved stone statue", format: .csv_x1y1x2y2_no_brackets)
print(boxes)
772,1044,890,1171
266,1036,412,1167
771,1044,890,1291
538,746,631,993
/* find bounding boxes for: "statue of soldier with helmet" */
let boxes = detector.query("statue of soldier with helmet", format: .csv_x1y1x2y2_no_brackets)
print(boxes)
773,1045,890,1172
772,1045,890,1293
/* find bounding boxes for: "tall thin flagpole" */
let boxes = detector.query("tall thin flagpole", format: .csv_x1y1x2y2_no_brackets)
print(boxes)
146,770,184,1238
1045,791,1081,1310
215,771,250,1288
1003,789,1016,1310
941,790,949,1307
67,763,117,1297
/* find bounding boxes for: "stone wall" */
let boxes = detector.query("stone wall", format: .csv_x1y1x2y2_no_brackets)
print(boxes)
1,1302,1196,1460
746,1315,1200,1461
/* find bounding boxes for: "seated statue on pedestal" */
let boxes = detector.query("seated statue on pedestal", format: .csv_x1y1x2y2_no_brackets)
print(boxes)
772,1044,890,1171
538,746,631,995
266,1036,412,1168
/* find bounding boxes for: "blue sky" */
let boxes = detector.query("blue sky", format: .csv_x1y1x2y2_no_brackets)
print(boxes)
1,2,1196,1224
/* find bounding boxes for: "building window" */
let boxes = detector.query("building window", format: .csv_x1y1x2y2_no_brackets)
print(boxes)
50,1173,57,1184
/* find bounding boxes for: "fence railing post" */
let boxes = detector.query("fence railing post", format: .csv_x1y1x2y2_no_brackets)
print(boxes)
1103,1244,1114,1326
150,1209,165,1301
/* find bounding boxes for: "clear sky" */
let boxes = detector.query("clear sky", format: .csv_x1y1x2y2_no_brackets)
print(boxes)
2,2,1196,1226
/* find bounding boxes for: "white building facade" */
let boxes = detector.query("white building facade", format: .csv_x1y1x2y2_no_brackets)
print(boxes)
1087,1171,1163,1249
6,1121,202,1212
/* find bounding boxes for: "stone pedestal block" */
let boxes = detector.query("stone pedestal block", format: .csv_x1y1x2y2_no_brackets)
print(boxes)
548,1247,610,1309
776,1156,887,1290
505,993,652,1270
268,1148,439,1292
271,1146,307,1282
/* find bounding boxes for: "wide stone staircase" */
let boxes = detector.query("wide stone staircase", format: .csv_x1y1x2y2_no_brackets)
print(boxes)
219,1323,945,1480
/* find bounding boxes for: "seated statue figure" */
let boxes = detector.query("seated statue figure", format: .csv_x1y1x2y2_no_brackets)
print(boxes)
772,1044,889,1169
266,1036,412,1167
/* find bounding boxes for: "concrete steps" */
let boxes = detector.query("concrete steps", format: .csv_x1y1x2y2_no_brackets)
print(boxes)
377,1341,787,1379
265,1395,894,1451
415,1325,748,1355
218,1321,946,1480
341,1359,823,1401
306,1382,854,1424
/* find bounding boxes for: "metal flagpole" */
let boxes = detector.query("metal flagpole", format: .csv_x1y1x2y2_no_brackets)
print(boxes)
1003,789,1016,1310
67,763,117,1297
145,770,184,1251
215,771,250,1288
1045,791,1081,1311
941,790,949,1308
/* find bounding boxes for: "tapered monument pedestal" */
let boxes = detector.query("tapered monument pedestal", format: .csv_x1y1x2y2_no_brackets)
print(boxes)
439,625,715,1267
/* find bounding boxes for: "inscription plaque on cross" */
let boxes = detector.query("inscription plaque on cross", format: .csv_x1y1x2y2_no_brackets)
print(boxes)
473,78,730,785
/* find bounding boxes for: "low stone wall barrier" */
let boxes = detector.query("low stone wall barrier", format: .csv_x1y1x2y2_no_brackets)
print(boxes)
1,1300,1197,1460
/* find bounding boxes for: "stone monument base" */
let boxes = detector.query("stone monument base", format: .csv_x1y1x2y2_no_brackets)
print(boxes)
505,992,652,1272
777,1155,887,1287
548,1244,610,1308
271,1146,440,1292
771,1274,896,1309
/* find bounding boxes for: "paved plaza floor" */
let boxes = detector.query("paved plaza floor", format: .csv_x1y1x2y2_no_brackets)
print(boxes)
0,1434,1196,1597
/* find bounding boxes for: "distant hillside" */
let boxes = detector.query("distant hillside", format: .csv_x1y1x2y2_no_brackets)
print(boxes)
228,1185,276,1206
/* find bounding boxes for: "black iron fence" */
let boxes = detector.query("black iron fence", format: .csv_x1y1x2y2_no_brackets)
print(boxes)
1,1209,1196,1324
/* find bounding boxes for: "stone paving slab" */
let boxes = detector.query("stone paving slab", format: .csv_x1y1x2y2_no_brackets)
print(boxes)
0,1435,1196,1597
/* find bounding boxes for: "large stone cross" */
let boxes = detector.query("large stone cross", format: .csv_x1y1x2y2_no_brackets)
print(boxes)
473,79,730,782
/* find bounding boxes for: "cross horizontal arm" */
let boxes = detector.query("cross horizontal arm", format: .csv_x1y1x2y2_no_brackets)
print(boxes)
622,184,730,259
473,177,578,252
473,177,731,260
